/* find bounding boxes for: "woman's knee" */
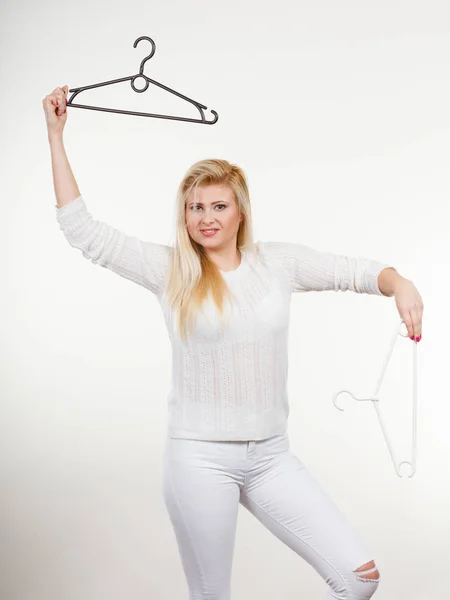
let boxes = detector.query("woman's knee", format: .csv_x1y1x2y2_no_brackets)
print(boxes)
329,559,381,599
351,559,380,598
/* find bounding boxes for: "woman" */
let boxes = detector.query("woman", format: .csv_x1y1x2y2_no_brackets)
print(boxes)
43,85,423,600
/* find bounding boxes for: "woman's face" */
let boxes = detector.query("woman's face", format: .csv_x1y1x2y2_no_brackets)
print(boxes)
185,184,242,249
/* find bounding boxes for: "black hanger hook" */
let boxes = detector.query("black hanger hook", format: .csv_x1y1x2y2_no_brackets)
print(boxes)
133,36,156,75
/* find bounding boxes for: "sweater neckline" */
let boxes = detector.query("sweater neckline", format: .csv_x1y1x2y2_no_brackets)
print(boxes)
219,248,248,278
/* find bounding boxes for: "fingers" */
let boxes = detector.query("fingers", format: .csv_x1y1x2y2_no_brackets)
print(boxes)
407,307,423,342
55,86,67,116
43,86,68,116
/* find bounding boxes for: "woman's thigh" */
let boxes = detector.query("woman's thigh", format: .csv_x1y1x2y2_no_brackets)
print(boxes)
240,435,380,599
162,437,245,600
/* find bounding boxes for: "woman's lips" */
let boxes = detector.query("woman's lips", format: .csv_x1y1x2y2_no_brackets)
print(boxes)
201,229,219,236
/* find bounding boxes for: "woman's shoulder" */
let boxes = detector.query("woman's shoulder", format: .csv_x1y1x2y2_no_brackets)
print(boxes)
254,240,296,263
252,240,294,283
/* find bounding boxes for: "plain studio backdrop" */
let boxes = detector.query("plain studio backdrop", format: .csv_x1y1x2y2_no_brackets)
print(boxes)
1,1,448,599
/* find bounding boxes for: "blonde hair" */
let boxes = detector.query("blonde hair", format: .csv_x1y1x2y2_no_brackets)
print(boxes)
165,158,256,342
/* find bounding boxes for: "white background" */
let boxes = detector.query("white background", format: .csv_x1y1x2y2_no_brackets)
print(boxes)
1,1,449,598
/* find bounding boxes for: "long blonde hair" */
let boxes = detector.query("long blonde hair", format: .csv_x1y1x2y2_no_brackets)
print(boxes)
165,158,256,342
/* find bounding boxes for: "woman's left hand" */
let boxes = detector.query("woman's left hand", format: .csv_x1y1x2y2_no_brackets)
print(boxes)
394,279,424,342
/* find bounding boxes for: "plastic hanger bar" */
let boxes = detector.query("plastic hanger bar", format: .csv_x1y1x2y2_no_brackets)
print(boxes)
66,36,219,124
333,318,418,478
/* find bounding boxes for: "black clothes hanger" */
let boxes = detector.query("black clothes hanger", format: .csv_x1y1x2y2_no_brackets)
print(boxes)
66,35,219,124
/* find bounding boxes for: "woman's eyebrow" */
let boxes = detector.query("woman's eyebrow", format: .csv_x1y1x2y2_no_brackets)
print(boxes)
188,200,228,206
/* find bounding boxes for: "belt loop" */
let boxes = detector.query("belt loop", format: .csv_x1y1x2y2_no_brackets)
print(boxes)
245,440,251,457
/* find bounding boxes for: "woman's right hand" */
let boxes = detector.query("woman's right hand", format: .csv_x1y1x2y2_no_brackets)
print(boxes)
43,85,69,138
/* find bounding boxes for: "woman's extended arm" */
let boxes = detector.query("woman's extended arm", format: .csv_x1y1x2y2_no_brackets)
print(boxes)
257,240,423,340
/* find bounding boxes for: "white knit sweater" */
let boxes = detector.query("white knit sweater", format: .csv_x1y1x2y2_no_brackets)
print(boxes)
56,195,391,441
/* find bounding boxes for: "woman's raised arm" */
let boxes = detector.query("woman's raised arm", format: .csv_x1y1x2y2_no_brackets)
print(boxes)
44,85,172,296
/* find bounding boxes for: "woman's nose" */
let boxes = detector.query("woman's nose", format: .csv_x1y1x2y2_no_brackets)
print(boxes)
201,208,218,222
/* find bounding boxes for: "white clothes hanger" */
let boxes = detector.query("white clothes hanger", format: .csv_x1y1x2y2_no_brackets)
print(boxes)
332,318,418,478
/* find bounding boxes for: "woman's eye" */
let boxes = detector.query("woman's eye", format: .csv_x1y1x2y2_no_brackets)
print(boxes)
191,204,226,211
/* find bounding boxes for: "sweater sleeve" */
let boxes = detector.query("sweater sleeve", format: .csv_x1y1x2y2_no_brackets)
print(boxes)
55,195,172,295
257,240,392,296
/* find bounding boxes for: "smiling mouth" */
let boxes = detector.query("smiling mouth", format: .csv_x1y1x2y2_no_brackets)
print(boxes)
201,229,219,236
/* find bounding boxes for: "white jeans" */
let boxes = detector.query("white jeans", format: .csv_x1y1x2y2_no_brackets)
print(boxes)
162,432,380,600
